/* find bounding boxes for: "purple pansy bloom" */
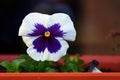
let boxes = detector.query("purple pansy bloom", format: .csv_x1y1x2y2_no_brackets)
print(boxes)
18,12,76,61
29,23,65,53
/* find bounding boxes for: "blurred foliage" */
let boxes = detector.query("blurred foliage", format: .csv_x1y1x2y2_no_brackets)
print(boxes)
60,54,84,72
0,54,84,72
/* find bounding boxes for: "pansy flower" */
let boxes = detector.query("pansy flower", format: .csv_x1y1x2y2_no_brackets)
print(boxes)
18,12,76,61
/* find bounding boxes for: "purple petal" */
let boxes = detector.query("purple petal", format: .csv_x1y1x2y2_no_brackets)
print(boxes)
47,37,61,53
29,23,47,36
33,37,47,52
33,36,61,53
48,23,66,37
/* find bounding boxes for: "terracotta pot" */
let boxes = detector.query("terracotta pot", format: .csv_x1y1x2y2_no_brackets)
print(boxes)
0,73,120,80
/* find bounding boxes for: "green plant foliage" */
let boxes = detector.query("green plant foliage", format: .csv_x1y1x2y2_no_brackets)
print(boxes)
0,54,84,72
0,61,14,72
60,54,84,72
0,58,25,72
20,54,57,72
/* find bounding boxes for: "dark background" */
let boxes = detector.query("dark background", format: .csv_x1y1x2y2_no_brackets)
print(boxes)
0,0,120,54
0,0,82,53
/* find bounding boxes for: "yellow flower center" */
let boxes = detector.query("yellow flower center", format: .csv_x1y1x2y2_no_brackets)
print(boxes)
44,31,51,37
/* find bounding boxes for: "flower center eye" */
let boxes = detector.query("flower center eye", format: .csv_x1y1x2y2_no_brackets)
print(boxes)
44,31,51,37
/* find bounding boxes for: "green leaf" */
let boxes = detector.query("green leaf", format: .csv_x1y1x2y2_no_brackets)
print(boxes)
60,54,84,72
19,62,34,72
12,58,25,72
12,58,25,66
0,61,14,72
45,67,57,72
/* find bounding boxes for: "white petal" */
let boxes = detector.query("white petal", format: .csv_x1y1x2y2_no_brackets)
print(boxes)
22,36,39,47
27,46,44,61
48,13,76,41
19,12,50,36
26,38,69,61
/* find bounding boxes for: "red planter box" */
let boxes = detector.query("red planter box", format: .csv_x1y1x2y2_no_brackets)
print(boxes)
0,73,120,80
80,55,120,72
0,54,120,80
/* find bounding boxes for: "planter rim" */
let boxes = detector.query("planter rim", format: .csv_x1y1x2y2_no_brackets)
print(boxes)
0,73,120,77
0,72,120,74
0,72,120,80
